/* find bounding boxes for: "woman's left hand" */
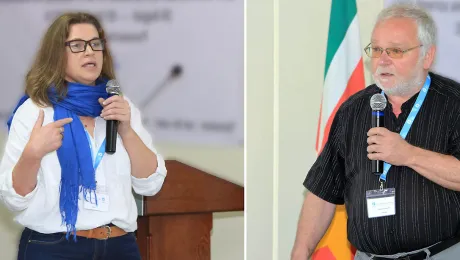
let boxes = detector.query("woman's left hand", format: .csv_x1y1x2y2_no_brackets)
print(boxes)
99,96,132,136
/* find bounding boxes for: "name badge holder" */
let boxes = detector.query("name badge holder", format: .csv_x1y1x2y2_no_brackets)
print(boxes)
366,188,396,218
83,131,110,212
366,75,431,218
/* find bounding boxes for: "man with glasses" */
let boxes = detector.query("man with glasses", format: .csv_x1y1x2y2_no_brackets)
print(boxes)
291,4,460,260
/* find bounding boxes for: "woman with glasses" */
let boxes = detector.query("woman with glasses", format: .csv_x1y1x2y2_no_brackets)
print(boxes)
0,12,167,260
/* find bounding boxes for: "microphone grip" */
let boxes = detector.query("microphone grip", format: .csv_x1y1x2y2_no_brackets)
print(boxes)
371,110,384,174
372,155,384,174
106,120,118,154
371,110,384,128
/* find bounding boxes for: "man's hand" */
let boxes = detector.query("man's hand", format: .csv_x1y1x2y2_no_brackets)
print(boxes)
367,127,414,166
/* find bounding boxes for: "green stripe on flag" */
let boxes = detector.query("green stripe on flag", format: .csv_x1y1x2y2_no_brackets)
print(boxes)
324,0,357,78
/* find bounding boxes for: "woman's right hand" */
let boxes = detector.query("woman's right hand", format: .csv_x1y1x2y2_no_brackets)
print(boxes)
24,110,73,159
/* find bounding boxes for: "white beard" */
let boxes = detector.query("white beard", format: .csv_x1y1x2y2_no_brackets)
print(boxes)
373,60,425,97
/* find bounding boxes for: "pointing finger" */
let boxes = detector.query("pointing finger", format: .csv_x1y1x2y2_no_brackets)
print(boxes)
33,110,44,129
52,118,73,127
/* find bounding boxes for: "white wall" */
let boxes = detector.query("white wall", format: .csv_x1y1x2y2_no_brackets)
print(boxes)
246,0,384,259
0,132,22,260
246,0,275,259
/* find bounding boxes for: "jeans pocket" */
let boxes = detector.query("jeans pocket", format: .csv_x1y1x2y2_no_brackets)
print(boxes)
28,232,66,245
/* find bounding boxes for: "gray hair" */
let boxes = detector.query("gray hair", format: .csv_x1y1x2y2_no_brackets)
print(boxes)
374,3,437,57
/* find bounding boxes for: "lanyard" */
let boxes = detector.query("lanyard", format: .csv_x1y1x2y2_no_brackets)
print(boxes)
379,75,431,184
85,131,106,170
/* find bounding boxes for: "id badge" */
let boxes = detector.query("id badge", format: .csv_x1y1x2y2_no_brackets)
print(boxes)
366,188,395,218
83,188,110,212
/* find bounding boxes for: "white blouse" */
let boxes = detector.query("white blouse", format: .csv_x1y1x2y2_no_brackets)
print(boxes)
0,97,167,234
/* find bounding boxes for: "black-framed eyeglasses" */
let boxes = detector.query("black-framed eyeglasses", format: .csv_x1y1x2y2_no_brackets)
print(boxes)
364,43,423,59
65,38,105,53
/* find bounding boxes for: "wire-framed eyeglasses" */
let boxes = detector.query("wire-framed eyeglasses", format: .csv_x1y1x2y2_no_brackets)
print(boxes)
364,43,422,59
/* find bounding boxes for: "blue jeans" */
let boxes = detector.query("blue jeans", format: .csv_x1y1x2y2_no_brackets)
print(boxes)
17,227,141,260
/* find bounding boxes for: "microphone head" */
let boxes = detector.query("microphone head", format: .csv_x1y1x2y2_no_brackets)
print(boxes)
171,64,183,78
370,93,387,111
106,79,122,95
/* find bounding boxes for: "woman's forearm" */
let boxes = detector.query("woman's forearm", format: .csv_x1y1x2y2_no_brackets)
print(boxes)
120,128,158,178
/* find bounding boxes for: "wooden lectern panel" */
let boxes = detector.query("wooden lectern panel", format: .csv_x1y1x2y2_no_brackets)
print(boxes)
137,214,212,260
136,160,244,259
144,160,244,215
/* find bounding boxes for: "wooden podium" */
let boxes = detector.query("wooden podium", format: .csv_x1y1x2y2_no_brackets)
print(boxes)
135,160,244,260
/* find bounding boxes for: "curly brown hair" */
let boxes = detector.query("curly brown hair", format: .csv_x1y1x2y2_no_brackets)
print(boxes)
25,12,116,107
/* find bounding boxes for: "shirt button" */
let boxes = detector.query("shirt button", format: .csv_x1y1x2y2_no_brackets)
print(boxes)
395,126,401,131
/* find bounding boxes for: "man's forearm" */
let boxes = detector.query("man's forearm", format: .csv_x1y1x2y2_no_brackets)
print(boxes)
291,192,336,260
406,145,460,191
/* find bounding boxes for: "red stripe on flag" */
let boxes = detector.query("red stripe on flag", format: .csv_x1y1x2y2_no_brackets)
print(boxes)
315,97,324,153
312,246,336,260
351,246,357,260
313,205,354,260
313,59,365,259
317,59,365,154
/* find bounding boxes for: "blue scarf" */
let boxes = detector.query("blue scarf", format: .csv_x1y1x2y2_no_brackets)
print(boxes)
7,79,109,241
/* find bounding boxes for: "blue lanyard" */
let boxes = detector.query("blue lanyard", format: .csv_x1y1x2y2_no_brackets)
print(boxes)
85,131,106,170
379,75,431,183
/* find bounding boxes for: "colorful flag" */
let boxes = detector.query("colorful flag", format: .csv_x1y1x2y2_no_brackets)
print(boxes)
313,0,365,259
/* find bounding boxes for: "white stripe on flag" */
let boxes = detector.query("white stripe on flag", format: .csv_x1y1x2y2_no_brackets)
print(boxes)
318,16,363,149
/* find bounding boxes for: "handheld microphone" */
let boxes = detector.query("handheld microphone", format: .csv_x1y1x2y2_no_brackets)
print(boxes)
370,93,387,174
105,79,122,154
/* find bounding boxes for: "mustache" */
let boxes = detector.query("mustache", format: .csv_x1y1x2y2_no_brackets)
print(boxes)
375,67,395,75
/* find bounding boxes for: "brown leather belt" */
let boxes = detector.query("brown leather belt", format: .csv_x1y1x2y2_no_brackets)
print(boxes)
69,225,127,240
